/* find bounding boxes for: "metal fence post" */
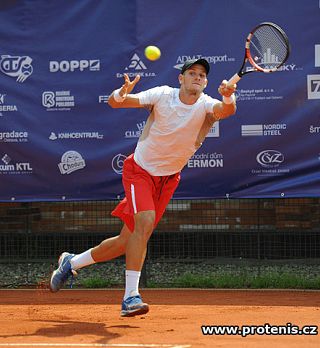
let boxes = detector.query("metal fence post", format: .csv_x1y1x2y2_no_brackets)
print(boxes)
140,246,148,287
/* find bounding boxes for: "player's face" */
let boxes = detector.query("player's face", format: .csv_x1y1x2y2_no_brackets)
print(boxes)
179,64,208,94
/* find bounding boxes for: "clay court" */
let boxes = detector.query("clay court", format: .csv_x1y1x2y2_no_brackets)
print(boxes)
0,289,319,347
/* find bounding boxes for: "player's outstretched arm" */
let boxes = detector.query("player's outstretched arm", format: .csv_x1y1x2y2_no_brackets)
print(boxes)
212,80,237,121
108,73,142,108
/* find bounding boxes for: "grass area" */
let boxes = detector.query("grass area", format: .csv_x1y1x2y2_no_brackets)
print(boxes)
80,277,117,288
78,272,320,289
147,272,320,289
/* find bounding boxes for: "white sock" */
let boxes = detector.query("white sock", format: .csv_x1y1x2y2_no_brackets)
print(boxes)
70,249,95,271
124,270,141,300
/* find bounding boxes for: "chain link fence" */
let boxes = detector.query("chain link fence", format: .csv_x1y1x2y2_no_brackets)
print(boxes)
0,198,319,261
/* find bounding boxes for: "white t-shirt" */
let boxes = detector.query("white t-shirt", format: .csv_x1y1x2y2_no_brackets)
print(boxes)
133,85,219,176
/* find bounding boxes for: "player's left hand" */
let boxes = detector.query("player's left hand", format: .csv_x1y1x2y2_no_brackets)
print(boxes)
218,80,236,97
119,73,141,98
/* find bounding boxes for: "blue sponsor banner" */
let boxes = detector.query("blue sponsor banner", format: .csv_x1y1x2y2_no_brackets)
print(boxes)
0,0,319,201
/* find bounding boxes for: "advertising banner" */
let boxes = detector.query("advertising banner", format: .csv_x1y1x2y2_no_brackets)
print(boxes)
0,0,319,201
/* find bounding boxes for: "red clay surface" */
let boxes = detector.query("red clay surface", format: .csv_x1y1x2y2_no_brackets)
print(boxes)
0,289,319,347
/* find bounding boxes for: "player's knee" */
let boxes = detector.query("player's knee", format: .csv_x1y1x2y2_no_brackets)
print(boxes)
135,211,155,240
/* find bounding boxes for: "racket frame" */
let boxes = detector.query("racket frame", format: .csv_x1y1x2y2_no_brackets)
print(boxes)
228,22,290,85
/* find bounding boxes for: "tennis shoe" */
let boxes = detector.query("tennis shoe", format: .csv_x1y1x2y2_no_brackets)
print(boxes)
49,252,77,292
121,295,149,317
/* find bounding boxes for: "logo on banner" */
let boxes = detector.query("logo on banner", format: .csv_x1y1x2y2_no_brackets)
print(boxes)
58,151,86,175
99,95,109,103
49,131,103,140
42,91,75,111
0,131,28,143
276,62,301,72
116,54,156,78
251,150,289,176
0,153,33,174
241,124,286,136
174,54,235,70
124,121,146,138
256,150,284,168
206,122,220,138
0,94,18,117
127,54,147,70
245,62,301,74
0,55,33,82
188,152,223,168
310,125,320,134
235,88,283,102
49,60,100,72
112,154,127,174
307,75,320,99
315,45,320,67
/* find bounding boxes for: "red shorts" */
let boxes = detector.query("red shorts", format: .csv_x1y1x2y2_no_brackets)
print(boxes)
111,154,180,232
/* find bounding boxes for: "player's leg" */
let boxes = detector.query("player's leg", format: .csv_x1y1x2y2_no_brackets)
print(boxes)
120,173,181,315
49,224,131,292
113,156,156,316
120,210,155,317
88,224,131,263
126,210,155,271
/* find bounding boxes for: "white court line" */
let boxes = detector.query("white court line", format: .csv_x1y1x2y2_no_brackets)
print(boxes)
0,344,191,348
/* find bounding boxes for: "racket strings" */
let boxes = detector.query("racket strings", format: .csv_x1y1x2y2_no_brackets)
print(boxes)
250,25,289,69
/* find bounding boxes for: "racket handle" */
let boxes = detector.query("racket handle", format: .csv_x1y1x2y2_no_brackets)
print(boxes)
227,73,241,86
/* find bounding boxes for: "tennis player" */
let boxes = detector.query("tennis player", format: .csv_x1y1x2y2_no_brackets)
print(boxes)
50,58,237,317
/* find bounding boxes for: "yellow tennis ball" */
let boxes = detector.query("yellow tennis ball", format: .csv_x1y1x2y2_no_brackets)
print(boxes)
144,45,161,61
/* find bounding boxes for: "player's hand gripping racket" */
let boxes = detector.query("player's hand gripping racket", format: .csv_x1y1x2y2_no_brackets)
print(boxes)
228,22,290,86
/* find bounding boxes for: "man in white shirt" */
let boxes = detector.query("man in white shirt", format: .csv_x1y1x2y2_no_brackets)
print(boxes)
50,58,236,317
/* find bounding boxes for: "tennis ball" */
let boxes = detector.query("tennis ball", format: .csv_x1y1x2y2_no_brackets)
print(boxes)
144,45,161,61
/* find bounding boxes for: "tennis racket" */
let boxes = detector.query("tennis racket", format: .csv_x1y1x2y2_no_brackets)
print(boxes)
228,22,290,86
